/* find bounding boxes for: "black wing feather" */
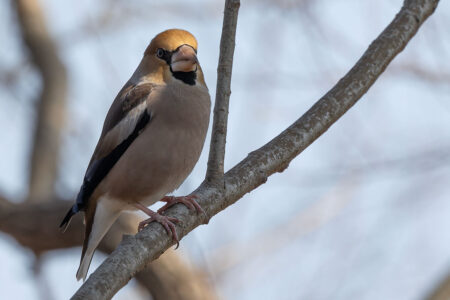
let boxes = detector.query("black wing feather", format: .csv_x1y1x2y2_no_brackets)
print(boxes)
59,110,151,229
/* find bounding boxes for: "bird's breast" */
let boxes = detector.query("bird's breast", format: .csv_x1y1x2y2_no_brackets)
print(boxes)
100,81,210,205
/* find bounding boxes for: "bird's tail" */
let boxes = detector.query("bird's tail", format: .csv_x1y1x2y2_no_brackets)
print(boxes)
59,204,79,233
76,199,121,281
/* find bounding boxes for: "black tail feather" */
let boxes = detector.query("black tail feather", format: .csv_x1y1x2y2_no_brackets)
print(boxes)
59,205,79,232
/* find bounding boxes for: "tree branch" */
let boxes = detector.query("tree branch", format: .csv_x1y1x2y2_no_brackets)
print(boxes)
0,195,218,299
13,0,68,202
206,0,240,184
72,0,439,299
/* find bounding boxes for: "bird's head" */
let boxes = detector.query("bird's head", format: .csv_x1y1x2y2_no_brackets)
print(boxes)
141,29,206,86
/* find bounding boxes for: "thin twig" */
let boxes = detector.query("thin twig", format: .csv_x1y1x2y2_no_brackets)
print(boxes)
72,0,440,299
206,0,241,185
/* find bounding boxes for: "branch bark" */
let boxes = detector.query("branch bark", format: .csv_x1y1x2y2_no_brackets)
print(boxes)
206,0,240,184
0,195,218,299
73,0,439,298
13,0,68,202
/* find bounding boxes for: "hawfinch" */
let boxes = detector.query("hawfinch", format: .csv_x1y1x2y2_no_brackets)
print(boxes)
60,29,211,281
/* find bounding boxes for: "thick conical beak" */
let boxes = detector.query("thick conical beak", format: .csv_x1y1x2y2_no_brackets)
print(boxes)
171,45,198,72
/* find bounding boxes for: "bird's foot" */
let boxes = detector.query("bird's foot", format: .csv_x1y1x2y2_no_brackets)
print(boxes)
158,195,205,215
134,203,180,247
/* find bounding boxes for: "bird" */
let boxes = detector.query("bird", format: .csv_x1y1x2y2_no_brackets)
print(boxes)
59,29,211,281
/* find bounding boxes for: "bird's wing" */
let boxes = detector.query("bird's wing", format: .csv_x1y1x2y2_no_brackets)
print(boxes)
80,82,157,207
59,82,156,230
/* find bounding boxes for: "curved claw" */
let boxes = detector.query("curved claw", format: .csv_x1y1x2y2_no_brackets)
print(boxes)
134,202,180,246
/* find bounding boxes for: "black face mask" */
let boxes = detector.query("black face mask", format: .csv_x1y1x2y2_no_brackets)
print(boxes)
156,45,197,86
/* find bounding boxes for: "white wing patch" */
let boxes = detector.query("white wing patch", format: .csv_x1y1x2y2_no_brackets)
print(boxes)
97,101,148,158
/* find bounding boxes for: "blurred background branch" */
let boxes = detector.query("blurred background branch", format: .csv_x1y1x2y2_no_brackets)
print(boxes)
428,273,450,300
14,0,67,203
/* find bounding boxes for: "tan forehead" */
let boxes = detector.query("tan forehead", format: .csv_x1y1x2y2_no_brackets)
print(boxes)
146,29,198,54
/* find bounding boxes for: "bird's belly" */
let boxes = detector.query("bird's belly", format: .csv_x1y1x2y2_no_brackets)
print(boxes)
101,117,206,206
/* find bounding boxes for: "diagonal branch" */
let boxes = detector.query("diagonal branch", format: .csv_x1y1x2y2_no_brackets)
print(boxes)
206,0,240,184
0,195,218,299
73,0,440,299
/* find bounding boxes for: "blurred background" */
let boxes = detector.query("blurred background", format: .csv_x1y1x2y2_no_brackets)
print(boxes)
1,0,450,299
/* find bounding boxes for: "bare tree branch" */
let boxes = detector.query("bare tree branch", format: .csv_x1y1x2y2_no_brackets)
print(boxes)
13,0,68,202
0,195,218,299
206,0,240,184
71,0,440,299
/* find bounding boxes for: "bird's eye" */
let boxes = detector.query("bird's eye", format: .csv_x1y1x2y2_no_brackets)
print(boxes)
156,48,165,58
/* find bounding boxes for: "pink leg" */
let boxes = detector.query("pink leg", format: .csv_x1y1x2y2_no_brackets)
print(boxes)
157,195,205,215
133,202,180,246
